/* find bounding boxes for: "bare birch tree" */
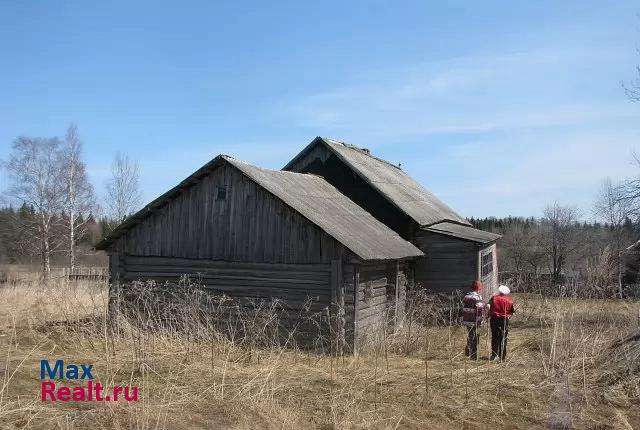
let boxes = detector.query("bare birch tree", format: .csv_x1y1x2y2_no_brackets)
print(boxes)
541,202,580,282
105,153,142,223
62,124,96,271
2,137,65,280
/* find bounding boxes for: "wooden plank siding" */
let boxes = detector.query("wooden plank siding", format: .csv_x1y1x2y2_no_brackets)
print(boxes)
414,230,479,293
117,163,348,264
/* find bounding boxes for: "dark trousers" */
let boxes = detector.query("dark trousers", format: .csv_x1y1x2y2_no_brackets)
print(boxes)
464,325,480,359
490,317,509,360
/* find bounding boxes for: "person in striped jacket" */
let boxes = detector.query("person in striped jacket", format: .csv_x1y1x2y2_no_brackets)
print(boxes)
461,280,485,360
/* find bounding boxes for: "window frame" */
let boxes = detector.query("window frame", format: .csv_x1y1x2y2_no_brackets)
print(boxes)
481,251,493,277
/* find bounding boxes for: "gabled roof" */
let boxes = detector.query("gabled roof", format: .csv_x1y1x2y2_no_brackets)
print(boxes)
96,155,423,261
422,221,501,244
283,137,470,227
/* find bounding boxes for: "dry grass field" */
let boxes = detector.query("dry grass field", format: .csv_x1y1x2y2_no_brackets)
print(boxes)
0,271,639,429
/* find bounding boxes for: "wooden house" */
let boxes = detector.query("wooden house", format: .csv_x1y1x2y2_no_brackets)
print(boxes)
284,137,501,294
96,155,422,351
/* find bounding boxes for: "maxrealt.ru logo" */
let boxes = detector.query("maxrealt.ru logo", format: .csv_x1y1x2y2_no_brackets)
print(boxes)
40,360,138,402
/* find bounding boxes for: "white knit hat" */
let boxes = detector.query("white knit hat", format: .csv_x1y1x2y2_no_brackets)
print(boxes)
498,285,511,295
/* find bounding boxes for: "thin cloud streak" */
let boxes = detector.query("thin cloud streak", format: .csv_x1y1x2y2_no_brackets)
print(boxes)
287,48,635,138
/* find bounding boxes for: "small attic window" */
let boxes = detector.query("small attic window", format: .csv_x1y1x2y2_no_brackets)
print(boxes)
215,185,227,201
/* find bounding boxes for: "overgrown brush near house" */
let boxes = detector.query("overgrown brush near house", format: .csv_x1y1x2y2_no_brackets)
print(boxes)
0,272,639,429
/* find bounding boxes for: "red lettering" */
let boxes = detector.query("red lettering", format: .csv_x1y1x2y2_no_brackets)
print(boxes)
113,386,122,401
58,386,71,402
41,380,131,403
94,382,104,401
124,386,138,401
72,386,86,401
41,381,56,401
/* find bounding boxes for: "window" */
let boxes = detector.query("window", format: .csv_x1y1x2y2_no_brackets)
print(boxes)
215,185,227,201
481,252,493,277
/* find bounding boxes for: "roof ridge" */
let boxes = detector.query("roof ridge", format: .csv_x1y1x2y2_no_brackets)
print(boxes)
225,156,325,179
321,137,403,170
425,219,473,228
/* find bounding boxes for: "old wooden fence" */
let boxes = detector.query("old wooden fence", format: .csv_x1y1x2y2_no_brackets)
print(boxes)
62,266,108,281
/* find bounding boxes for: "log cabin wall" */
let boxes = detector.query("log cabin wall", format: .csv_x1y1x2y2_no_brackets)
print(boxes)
341,263,357,351
413,230,479,293
121,256,332,306
350,261,409,352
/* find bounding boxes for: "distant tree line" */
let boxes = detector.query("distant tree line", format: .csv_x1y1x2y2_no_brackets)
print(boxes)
469,161,640,298
0,203,110,265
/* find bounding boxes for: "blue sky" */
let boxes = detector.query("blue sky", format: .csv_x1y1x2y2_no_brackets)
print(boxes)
1,1,639,219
